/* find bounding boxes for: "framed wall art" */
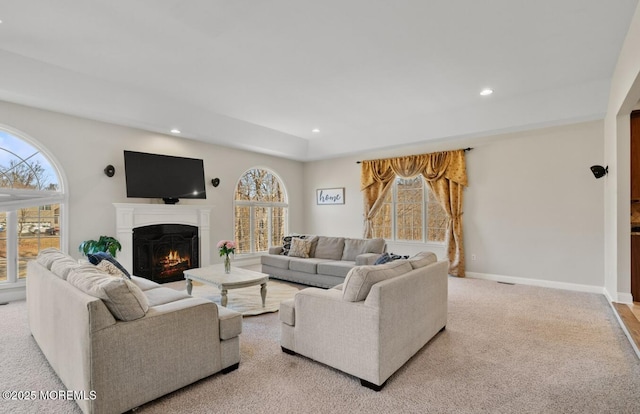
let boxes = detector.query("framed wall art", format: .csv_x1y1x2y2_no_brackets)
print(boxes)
316,187,345,205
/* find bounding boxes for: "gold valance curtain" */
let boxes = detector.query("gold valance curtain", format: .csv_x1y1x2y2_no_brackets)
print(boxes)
361,149,467,277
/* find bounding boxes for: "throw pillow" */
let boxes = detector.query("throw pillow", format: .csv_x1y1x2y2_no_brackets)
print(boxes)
288,238,313,258
281,234,306,256
87,252,131,279
374,252,391,265
342,260,413,302
407,251,438,269
67,267,149,321
97,260,128,278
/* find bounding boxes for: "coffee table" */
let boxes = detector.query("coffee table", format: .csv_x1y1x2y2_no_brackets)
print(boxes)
183,265,269,308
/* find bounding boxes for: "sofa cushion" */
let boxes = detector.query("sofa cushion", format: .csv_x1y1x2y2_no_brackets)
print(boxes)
314,237,345,260
130,275,160,291
36,248,69,270
67,267,149,321
87,252,131,279
407,251,438,269
261,254,291,270
342,260,413,302
342,238,368,261
217,305,243,340
50,257,82,280
289,258,331,274
144,287,191,307
288,237,313,258
317,260,356,278
365,238,386,254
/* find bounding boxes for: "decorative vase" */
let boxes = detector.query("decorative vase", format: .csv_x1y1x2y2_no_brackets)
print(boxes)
224,255,231,274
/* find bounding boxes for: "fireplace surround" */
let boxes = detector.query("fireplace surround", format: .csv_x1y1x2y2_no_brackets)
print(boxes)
114,203,211,277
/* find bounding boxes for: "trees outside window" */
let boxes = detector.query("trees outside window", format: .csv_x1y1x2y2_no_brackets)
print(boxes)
0,129,64,284
234,168,287,255
371,176,447,243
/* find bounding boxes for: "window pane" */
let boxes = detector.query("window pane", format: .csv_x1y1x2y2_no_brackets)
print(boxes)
17,204,60,278
234,205,251,254
0,211,6,282
396,177,423,241
271,207,287,246
0,131,59,191
253,207,269,253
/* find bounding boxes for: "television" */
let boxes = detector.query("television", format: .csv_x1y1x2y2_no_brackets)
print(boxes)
124,150,206,204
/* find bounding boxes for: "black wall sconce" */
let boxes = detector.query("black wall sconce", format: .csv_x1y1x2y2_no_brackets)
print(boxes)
590,165,608,179
211,178,220,187
104,165,115,177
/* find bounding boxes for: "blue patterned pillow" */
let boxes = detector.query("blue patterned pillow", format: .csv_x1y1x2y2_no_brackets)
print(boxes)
88,252,131,279
374,252,391,265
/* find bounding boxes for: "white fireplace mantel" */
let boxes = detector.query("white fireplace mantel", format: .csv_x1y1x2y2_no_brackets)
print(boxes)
113,203,211,274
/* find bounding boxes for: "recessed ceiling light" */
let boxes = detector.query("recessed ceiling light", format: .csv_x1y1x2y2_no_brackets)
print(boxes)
312,128,320,133
480,88,493,96
170,128,181,134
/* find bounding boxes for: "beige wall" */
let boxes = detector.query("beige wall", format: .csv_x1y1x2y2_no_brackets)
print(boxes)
605,2,640,302
304,120,605,290
0,100,305,262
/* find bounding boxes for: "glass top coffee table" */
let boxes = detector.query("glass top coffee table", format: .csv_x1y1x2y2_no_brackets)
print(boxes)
183,265,269,308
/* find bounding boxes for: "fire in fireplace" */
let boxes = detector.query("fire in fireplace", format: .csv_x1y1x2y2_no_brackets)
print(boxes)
133,224,199,283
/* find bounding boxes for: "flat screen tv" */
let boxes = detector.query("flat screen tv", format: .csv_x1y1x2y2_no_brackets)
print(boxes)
124,150,206,204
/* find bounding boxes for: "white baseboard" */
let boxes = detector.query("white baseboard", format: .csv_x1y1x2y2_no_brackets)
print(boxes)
465,272,605,295
616,292,634,304
0,283,26,303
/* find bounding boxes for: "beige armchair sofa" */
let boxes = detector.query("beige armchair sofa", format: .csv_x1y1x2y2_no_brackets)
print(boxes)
27,249,242,414
279,252,448,390
262,235,386,288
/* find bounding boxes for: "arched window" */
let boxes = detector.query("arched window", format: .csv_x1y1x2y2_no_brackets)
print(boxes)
371,176,447,243
0,127,66,286
234,168,288,255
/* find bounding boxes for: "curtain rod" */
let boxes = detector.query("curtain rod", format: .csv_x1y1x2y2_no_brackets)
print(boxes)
355,147,473,164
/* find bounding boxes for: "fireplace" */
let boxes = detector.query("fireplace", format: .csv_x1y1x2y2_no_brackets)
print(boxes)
133,224,199,283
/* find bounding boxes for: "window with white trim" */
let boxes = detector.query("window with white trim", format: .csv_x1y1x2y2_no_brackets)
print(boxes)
0,128,64,284
234,168,288,254
371,176,447,243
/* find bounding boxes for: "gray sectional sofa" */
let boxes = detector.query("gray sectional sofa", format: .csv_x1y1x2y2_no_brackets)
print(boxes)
261,236,386,288
280,252,448,390
27,248,242,414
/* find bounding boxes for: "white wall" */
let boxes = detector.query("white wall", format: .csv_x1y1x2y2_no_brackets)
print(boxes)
0,100,304,262
304,121,605,290
605,2,640,303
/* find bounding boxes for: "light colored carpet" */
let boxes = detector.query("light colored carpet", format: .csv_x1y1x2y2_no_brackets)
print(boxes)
2,277,640,413
163,279,300,316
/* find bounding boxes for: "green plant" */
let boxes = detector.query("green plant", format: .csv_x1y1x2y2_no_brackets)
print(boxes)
79,235,122,257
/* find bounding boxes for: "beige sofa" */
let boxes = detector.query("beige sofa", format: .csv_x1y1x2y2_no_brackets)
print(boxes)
261,236,386,288
27,249,242,414
279,252,448,390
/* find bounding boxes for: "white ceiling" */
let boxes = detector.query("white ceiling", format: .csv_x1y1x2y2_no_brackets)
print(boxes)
0,0,637,161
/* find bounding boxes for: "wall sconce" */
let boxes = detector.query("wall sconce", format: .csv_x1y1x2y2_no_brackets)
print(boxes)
590,165,608,179
104,165,115,177
211,178,220,187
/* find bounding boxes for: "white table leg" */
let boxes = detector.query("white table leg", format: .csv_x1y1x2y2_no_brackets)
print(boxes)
260,282,267,307
221,289,228,307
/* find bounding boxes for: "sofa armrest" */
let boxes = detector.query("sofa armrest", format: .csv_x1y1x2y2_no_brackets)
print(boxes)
269,246,283,255
356,253,381,265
